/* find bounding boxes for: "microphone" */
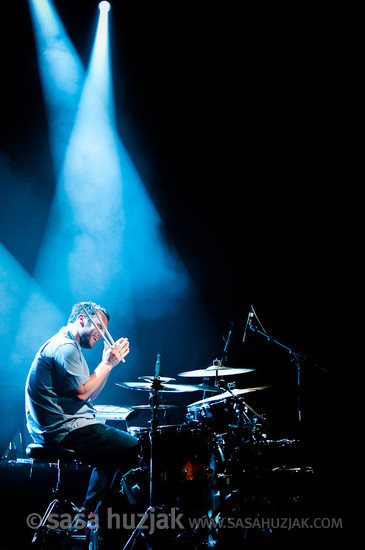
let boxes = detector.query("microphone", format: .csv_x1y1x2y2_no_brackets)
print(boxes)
243,308,254,342
155,352,161,378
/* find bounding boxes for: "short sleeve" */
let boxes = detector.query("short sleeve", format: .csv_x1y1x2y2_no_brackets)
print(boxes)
53,343,90,393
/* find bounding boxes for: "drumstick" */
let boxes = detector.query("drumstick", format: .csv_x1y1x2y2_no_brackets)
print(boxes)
78,303,112,347
88,302,126,363
89,301,115,346
78,303,125,362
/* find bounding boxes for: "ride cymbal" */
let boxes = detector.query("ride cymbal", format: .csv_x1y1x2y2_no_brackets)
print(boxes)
178,366,255,378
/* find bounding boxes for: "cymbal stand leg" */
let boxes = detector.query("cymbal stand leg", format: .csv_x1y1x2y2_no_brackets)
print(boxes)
122,506,154,550
123,385,160,549
148,388,159,506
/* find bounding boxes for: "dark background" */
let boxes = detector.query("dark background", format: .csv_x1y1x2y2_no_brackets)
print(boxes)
0,2,348,540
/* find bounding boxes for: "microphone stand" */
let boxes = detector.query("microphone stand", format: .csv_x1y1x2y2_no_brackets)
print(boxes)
202,323,234,401
221,322,233,365
211,322,266,430
249,324,307,426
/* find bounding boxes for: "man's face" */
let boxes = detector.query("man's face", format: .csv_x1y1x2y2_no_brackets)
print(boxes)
79,311,109,349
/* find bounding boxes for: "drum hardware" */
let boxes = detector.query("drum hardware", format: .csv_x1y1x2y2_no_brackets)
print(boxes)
243,304,311,426
113,329,314,546
120,467,145,507
212,379,268,423
179,322,253,395
187,385,269,440
122,354,193,549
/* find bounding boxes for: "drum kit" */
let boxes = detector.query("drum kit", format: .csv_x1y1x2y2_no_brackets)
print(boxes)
106,354,312,549
87,308,319,548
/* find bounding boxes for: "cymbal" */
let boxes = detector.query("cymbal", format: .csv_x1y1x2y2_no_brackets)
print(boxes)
178,365,255,378
193,383,222,393
137,381,221,393
116,381,201,393
138,376,176,383
187,386,271,408
131,404,178,410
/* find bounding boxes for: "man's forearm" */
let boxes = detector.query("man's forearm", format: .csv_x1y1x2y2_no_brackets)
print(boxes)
74,361,113,401
89,370,110,401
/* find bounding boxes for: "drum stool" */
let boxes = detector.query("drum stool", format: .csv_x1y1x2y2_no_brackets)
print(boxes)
26,443,85,546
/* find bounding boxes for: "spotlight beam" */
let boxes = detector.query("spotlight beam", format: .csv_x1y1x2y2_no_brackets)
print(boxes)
99,1,111,12
27,0,84,175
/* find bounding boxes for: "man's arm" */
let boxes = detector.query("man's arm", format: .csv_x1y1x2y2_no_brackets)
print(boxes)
74,338,129,401
88,369,111,401
74,360,113,401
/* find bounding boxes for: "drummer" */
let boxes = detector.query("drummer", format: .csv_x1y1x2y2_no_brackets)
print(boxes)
25,302,139,522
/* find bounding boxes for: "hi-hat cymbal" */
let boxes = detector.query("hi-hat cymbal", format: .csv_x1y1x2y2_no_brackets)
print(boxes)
187,386,271,408
137,381,221,393
116,381,201,393
131,404,178,410
178,365,255,378
138,376,176,383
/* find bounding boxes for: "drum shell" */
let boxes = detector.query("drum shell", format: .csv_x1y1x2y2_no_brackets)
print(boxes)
219,437,314,497
128,423,216,507
186,400,238,434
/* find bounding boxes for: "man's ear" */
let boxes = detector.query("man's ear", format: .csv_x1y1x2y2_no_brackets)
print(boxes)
78,313,86,327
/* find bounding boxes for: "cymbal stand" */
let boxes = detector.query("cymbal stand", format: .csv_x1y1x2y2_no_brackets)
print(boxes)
122,376,162,550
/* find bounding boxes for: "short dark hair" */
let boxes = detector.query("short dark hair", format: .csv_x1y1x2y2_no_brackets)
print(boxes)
68,302,110,324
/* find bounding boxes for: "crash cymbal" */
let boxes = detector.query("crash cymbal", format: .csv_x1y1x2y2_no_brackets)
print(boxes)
116,381,200,393
131,404,179,410
178,366,255,378
194,383,222,393
187,386,271,407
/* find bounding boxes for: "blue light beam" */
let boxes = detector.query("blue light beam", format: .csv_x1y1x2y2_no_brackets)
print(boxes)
33,4,190,329
27,0,85,174
0,243,63,383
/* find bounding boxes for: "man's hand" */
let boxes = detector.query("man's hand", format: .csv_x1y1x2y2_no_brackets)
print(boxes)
103,337,130,367
74,338,130,401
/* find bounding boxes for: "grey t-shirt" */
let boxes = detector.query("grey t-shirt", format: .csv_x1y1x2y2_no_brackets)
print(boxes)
25,326,99,445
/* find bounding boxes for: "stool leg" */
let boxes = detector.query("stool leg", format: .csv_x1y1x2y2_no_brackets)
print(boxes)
31,460,83,547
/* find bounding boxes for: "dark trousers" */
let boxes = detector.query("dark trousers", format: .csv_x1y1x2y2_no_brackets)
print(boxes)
60,423,139,514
